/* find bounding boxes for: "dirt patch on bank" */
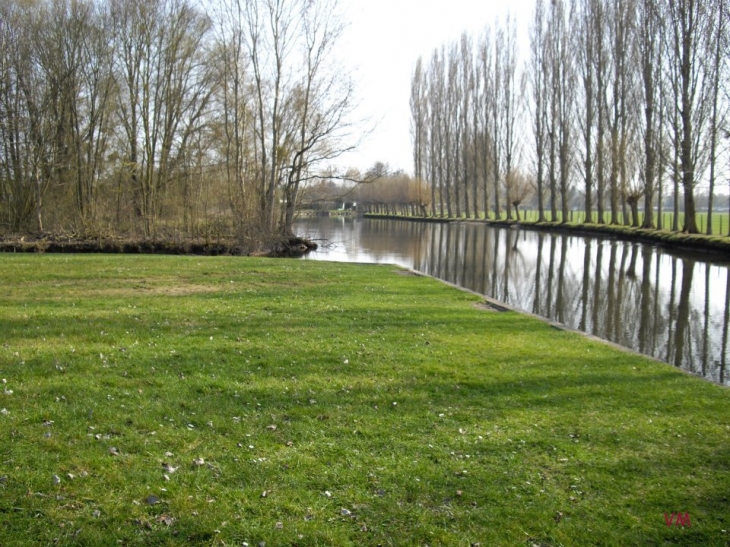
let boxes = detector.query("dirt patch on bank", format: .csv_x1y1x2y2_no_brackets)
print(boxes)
91,282,224,298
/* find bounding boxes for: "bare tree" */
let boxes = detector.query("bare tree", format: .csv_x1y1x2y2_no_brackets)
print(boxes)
280,0,357,234
557,2,576,223
528,0,549,222
606,0,633,224
470,45,482,219
593,0,609,224
576,0,596,223
410,56,428,210
478,27,494,218
36,0,117,228
113,0,213,238
447,42,460,218
459,32,474,218
213,0,256,237
664,0,713,233
545,2,559,221
500,15,521,221
0,2,39,231
486,25,505,220
545,0,574,223
705,0,726,235
637,0,660,228
244,0,294,233
428,49,445,217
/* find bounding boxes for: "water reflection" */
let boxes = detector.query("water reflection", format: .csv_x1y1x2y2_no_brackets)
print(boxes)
296,217,730,386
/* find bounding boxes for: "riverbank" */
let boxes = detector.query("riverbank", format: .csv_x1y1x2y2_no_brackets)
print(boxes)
0,234,317,257
364,213,730,257
1,255,728,545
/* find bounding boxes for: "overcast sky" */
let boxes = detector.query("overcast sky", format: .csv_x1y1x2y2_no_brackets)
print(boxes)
335,0,535,175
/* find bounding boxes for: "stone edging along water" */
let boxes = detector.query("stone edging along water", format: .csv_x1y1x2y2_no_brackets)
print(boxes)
363,213,730,259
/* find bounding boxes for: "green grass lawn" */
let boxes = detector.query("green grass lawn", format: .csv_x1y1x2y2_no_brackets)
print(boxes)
0,254,729,546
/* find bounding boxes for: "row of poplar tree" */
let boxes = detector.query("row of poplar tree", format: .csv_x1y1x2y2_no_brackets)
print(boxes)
410,0,729,234
0,0,354,245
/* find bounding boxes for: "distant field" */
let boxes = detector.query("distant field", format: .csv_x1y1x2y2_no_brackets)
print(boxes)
0,255,729,546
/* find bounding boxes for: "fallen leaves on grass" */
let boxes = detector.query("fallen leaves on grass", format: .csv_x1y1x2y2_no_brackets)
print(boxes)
157,514,175,526
162,462,178,474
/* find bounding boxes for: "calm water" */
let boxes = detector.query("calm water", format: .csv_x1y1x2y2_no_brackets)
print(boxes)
295,217,730,386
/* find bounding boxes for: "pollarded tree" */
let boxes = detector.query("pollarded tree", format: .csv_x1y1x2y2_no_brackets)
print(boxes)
505,168,533,220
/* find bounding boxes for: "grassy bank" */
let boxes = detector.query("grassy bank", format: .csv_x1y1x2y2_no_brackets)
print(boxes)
0,255,729,546
364,213,730,256
513,211,730,235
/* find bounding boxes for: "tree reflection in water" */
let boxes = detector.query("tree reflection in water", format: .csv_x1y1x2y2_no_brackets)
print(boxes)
296,217,730,385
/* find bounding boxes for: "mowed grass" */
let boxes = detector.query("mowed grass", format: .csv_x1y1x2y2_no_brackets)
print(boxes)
0,255,728,546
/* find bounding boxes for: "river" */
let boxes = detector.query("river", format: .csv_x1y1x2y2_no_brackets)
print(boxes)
294,216,730,386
